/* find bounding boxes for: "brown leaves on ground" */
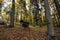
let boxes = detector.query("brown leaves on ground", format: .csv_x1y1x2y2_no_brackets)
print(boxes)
0,26,51,40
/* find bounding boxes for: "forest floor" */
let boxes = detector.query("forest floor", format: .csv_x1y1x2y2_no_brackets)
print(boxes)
0,25,60,40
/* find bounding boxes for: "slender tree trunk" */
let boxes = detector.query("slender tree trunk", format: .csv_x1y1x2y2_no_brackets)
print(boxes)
33,0,39,26
19,0,26,21
0,3,2,17
44,0,58,40
9,0,15,27
54,0,60,27
54,0,60,18
16,7,18,22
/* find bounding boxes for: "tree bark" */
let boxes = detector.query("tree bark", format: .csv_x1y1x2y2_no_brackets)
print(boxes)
0,3,2,17
54,0,60,27
54,0,60,18
44,0,58,40
9,0,15,27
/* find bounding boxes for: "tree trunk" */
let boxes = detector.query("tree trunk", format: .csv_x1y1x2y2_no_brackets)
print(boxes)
0,3,2,17
9,0,15,27
16,7,18,22
44,0,58,40
54,0,60,27
54,0,60,18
